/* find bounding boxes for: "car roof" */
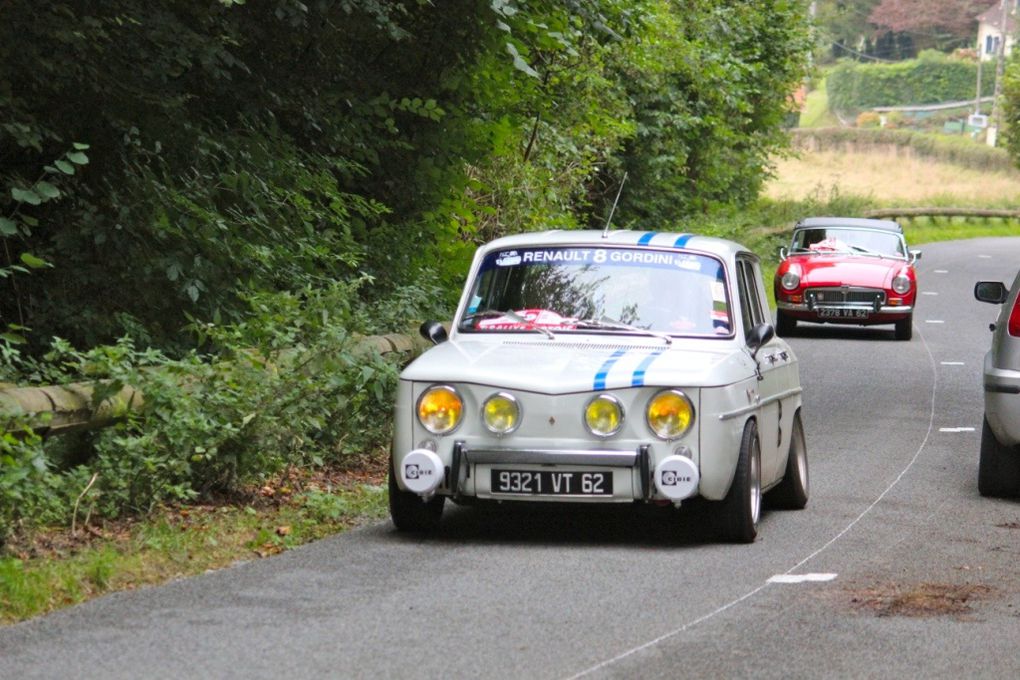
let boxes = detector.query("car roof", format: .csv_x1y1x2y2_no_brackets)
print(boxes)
478,229,755,261
795,217,903,233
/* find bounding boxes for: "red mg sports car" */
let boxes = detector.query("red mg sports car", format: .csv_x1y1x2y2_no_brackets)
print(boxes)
774,217,921,340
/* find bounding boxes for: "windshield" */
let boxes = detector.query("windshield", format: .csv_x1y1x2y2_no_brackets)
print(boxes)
458,246,733,337
791,227,905,258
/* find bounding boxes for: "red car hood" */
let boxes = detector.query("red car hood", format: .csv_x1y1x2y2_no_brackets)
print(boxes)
788,255,903,289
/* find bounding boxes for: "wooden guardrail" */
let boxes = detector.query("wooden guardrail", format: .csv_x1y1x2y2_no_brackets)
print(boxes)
0,329,430,437
863,207,1020,221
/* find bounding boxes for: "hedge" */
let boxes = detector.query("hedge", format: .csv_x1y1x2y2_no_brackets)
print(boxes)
827,51,994,114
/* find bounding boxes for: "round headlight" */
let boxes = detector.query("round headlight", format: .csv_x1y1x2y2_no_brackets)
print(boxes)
482,392,521,435
584,394,624,438
781,271,801,291
646,390,695,440
892,273,911,295
416,385,463,435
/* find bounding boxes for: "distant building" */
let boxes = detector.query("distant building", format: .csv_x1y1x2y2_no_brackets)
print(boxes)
977,1,1018,61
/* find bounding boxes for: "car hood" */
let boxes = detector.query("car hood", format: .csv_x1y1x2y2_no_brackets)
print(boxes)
400,337,755,393
788,255,902,289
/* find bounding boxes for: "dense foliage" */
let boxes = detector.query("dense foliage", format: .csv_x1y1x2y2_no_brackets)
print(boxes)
1003,54,1020,167
868,0,988,53
827,51,994,114
0,1,810,541
1,0,809,349
811,0,986,61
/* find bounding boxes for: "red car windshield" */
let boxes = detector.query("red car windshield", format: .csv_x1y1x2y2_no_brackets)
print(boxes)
792,227,905,258
458,246,732,337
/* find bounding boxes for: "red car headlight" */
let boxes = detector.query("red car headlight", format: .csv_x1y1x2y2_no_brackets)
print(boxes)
892,273,911,295
781,271,801,291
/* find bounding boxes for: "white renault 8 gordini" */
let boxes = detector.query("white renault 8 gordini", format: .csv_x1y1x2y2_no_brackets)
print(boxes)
390,230,808,542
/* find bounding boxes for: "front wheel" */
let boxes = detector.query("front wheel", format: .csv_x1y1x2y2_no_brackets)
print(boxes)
894,316,912,341
389,460,445,531
978,416,1020,498
767,410,809,510
719,419,762,543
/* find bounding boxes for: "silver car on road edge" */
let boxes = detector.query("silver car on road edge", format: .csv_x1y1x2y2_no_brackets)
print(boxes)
975,272,1020,497
390,230,809,543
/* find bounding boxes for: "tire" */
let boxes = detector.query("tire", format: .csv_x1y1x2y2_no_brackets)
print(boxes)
719,419,762,543
894,316,912,341
776,310,796,337
389,460,445,531
767,410,809,510
978,416,1020,498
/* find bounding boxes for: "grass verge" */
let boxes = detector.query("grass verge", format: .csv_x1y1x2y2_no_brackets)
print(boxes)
0,456,388,625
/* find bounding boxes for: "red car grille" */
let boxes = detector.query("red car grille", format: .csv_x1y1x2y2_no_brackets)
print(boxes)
807,287,886,306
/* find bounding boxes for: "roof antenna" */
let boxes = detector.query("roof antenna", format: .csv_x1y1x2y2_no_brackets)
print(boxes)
602,171,628,238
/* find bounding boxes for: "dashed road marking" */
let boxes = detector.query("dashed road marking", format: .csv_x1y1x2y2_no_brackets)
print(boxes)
940,361,965,366
925,320,945,324
934,269,949,274
940,427,976,433
768,573,838,584
921,291,939,296
979,255,992,259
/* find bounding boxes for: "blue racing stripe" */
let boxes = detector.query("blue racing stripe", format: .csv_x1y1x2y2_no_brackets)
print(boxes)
637,232,657,245
673,233,692,248
631,350,664,387
594,349,628,390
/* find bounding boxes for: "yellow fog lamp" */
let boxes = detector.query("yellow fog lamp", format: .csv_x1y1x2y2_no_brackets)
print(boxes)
482,392,521,435
584,394,624,437
416,385,464,435
646,390,695,440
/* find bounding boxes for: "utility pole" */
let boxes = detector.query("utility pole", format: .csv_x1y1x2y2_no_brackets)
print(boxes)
989,0,1009,146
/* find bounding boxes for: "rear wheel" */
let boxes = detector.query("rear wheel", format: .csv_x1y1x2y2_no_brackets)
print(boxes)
767,410,809,510
978,416,1020,498
389,460,445,531
776,310,796,337
719,419,762,543
894,316,912,341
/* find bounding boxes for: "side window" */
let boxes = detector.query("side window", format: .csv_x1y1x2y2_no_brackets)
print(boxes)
736,258,766,341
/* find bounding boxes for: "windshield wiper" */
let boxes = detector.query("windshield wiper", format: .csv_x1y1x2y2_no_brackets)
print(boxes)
573,316,672,345
460,309,554,339
848,245,887,258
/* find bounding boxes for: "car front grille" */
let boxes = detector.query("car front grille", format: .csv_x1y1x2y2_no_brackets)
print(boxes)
807,287,886,306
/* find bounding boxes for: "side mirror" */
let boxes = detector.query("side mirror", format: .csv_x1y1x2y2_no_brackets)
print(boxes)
909,249,922,263
778,246,788,261
419,320,449,345
747,323,775,359
975,281,1009,305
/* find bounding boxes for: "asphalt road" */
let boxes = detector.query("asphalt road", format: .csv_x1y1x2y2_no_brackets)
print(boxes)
3,237,1020,680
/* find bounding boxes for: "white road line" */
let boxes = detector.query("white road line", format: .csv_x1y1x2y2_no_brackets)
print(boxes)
925,320,945,324
566,328,941,680
934,269,949,274
767,573,838,584
939,427,976,433
979,255,992,259
921,291,939,296
940,361,965,366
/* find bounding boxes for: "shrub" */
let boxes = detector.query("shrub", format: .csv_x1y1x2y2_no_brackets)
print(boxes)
856,112,882,129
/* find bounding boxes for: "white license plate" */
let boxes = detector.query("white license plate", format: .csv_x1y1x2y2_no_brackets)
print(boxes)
818,308,869,320
490,469,612,495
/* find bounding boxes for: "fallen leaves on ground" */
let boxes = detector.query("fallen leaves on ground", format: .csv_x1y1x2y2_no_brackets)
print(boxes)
847,582,994,619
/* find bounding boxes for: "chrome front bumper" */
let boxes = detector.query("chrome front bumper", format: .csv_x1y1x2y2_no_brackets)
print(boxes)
777,301,913,315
